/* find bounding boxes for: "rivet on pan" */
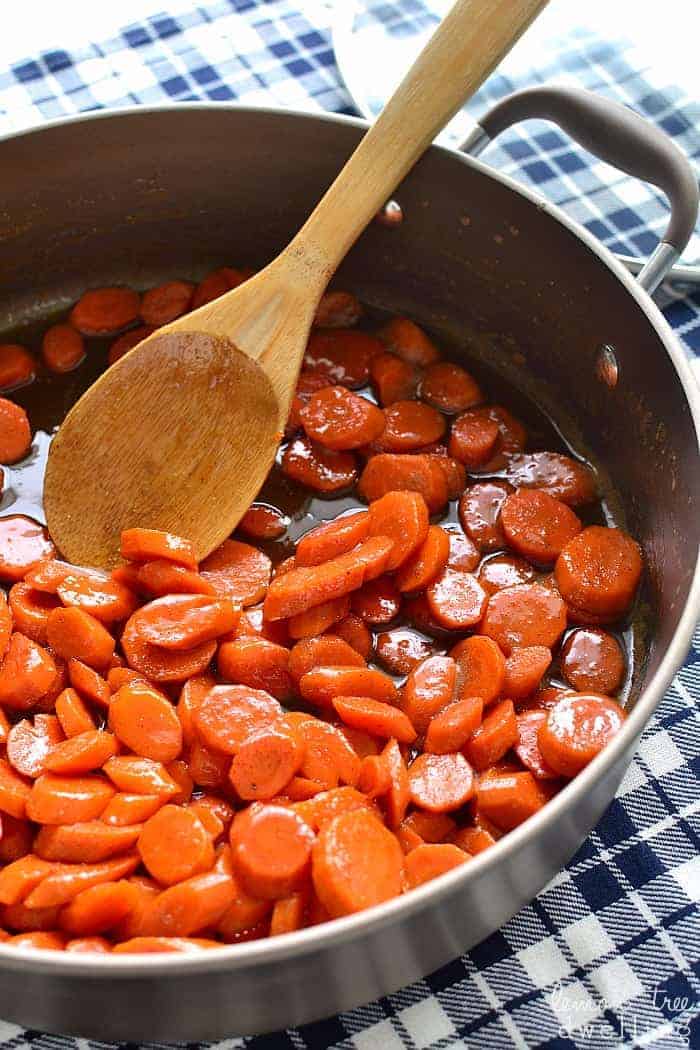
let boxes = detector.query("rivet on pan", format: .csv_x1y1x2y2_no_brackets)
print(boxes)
596,345,619,388
376,200,403,227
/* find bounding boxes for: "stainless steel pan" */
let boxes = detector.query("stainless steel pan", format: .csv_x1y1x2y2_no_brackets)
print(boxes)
0,87,698,1041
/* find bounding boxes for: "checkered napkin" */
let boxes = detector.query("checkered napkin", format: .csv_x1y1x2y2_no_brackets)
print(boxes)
0,2,698,1047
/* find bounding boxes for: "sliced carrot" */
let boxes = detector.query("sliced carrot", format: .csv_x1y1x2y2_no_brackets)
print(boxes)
0,814,33,861
396,823,423,853
555,526,642,620
448,410,500,468
370,351,419,406
288,595,350,639
24,854,139,909
26,773,115,826
401,654,457,734
238,503,288,541
312,808,403,917
137,805,214,886
451,635,506,705
351,576,401,625
295,717,361,789
425,696,483,754
300,665,398,709
216,873,272,938
0,633,58,711
263,536,393,621
378,318,441,367
102,756,179,797
1,899,61,932
282,434,358,493
4,931,65,950
7,715,64,778
335,614,374,660
35,822,142,863
382,738,410,828
191,266,247,309
303,329,382,388
67,660,110,708
501,489,581,564
195,684,283,755
313,290,362,329
108,680,182,763
358,453,448,513
121,615,216,683
503,646,551,699
477,771,549,830
404,843,468,888
108,325,154,365
0,759,32,819
395,525,450,594
481,583,567,653
200,538,271,606
65,936,111,952
375,628,433,676
478,553,534,594
504,451,597,506
288,635,365,682
132,594,238,651
113,936,222,953
357,754,392,798
269,890,307,936
514,710,559,780
443,525,480,573
426,569,487,630
0,344,36,392
70,287,140,334
295,512,369,567
44,730,118,776
46,608,114,670
420,361,482,414
368,490,429,572
408,752,475,812
121,528,195,569
106,667,143,691
375,400,445,452
335,725,380,759
175,672,215,747
560,628,625,694
231,803,314,900
402,810,456,844
451,822,498,854
301,385,385,450
332,696,416,744
100,794,163,827
285,776,325,801
458,481,512,552
188,797,231,838
236,603,289,646
218,636,293,701
286,371,334,436
0,855,54,905
465,699,518,771
59,880,138,936
291,785,373,831
229,725,304,801
140,280,193,325
429,451,467,501
0,398,31,464
135,559,216,597
538,693,626,778
188,741,230,790
0,517,54,583
139,870,235,937
41,323,85,374
56,572,138,623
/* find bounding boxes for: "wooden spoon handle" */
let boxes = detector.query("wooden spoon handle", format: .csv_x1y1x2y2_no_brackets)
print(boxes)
285,0,547,282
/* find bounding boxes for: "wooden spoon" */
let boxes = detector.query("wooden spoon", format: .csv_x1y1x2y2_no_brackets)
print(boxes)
45,0,547,569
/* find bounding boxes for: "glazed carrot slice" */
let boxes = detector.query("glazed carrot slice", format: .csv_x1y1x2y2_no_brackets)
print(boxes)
451,636,505,705
59,880,139,936
370,351,419,406
187,801,226,840
0,855,54,905
555,526,642,620
218,636,294,701
35,821,142,863
503,646,551,700
335,613,374,660
301,386,385,450
382,738,410,828
375,400,445,452
231,803,315,900
0,633,58,711
0,517,54,584
41,324,85,374
404,843,469,888
291,786,373,832
139,870,237,938
4,931,66,950
112,936,222,953
286,372,334,436
102,757,180,797
378,317,441,366
0,398,31,464
288,635,365,682
176,672,216,746
106,667,143,691
538,693,626,778
408,752,475,812
395,525,450,594
70,287,140,334
501,489,582,564
375,628,433,676
396,823,423,853
300,666,398,708
65,936,112,952
56,572,138,623
285,776,325,801
140,280,194,325
421,362,482,414
108,326,154,365
7,715,64,778
238,503,288,541
401,810,456,844
229,725,304,801
311,808,403,918
44,731,118,776
351,576,400,625
425,696,483,754
296,512,370,568
120,528,196,569
26,774,115,826
481,583,567,653
137,805,214,886
100,794,163,827
0,344,36,392
430,452,467,501
458,481,512,552
442,527,480,575
560,628,625,694
0,814,33,861
269,891,307,936
448,410,500,468
451,822,498,854
215,873,272,938
188,741,230,791
478,553,534,594
303,329,382,388
65,665,108,713
514,710,559,780
358,454,448,513
8,583,58,646
426,569,487,630
108,680,182,763
200,539,272,606
357,754,391,798
465,699,518,771
1,898,61,932
25,854,140,909
504,451,597,506
195,684,283,755
282,434,359,493
121,614,216,683
131,594,239,650
401,655,457,734
288,595,351,639
368,490,429,572
135,559,216,597
477,771,549,831
313,290,362,329
191,266,247,309
46,608,115,670
263,536,393,621
332,696,417,744
0,759,32,819
26,559,103,594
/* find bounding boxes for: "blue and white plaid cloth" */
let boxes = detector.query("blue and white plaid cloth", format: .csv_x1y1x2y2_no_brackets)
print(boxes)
0,2,698,1047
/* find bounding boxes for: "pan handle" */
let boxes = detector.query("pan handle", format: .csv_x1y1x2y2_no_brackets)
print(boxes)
459,86,699,294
